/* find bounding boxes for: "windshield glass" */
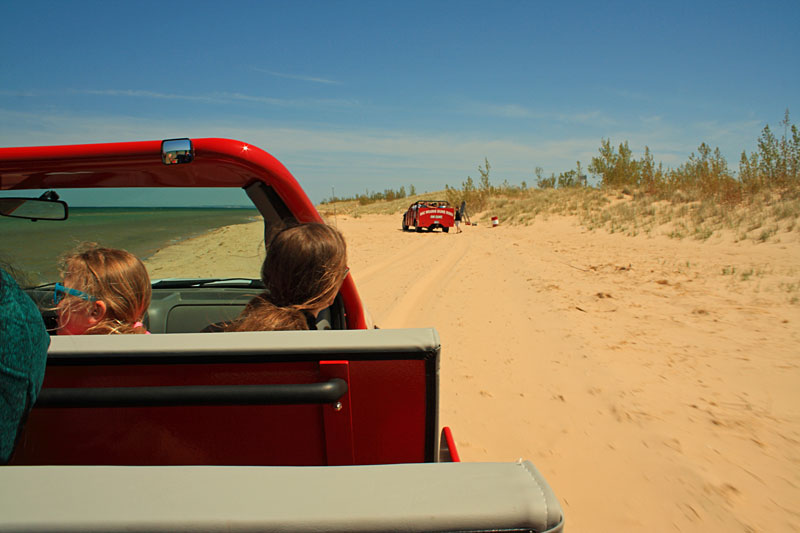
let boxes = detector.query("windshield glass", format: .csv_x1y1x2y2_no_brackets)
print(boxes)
1,188,265,288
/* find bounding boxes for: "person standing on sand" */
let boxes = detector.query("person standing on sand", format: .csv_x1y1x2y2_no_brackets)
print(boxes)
454,208,463,233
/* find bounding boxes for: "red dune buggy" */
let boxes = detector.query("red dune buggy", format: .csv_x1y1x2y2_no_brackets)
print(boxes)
0,138,563,532
402,200,455,233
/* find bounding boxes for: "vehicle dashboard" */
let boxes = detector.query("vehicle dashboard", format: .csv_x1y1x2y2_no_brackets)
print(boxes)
25,281,343,335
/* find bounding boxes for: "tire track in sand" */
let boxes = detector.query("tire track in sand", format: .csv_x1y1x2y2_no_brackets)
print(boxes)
355,233,432,282
378,234,471,328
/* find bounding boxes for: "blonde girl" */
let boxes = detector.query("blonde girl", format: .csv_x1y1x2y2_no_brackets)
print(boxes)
225,223,348,331
55,244,151,335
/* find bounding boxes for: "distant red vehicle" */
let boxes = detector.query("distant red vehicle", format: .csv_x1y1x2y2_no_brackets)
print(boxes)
402,200,455,232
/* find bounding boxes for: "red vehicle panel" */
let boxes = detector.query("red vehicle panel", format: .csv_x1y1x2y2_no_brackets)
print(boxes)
10,336,438,466
402,200,455,233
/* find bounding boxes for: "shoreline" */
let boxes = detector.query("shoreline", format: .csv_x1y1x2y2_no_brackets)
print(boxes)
144,219,266,280
141,215,263,262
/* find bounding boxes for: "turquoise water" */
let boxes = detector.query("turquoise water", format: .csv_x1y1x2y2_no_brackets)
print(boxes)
1,207,260,286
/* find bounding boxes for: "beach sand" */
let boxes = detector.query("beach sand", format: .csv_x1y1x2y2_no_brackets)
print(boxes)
145,214,800,532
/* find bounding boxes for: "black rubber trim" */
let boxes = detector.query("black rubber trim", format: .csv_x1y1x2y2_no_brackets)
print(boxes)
425,348,440,462
45,348,439,366
244,181,295,232
35,378,347,408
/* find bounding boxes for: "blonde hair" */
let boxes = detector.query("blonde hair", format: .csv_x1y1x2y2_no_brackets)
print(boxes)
57,244,151,335
225,223,348,332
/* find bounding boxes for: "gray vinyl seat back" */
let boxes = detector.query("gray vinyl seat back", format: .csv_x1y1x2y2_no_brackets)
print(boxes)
0,461,564,532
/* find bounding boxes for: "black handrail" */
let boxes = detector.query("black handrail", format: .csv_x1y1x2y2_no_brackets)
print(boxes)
35,378,347,408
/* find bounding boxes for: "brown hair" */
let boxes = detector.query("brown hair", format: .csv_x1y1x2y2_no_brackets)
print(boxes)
57,244,151,334
225,223,348,332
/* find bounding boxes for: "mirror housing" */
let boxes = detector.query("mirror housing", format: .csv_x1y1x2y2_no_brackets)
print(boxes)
162,138,194,165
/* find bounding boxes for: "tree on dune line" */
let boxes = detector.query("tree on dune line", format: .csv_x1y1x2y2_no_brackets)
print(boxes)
320,185,417,205
585,110,799,201
324,111,799,209
445,157,524,211
439,112,799,210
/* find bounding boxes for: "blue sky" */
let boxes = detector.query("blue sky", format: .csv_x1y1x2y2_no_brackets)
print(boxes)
1,0,798,205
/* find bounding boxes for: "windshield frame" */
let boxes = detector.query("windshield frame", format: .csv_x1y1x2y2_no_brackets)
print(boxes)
0,138,366,329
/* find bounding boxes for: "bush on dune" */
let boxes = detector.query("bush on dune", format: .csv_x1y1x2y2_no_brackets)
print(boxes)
320,111,800,242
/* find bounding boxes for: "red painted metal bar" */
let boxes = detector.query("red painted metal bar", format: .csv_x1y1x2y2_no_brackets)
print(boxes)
319,361,355,465
440,427,461,462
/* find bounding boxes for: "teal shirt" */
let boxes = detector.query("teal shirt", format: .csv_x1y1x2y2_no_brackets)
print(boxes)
0,268,49,463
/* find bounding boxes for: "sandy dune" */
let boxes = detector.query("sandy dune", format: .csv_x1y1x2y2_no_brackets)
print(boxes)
146,213,800,532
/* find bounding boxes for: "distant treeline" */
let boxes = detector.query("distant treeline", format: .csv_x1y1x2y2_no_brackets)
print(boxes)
322,112,799,212
584,110,799,202
320,184,417,206
445,110,799,211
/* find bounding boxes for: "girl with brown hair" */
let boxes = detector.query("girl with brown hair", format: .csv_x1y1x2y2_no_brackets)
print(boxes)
225,223,348,331
55,244,152,335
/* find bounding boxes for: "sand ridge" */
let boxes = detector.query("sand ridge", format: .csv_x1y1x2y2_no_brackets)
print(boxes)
145,214,800,532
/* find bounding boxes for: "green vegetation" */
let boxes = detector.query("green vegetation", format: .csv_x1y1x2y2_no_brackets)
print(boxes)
318,191,430,218
320,185,415,206
319,112,800,242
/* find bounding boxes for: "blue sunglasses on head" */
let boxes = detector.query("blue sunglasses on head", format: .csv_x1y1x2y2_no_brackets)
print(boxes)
54,283,96,305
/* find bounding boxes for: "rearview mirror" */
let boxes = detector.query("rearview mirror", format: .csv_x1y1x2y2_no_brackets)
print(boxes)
0,196,68,221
